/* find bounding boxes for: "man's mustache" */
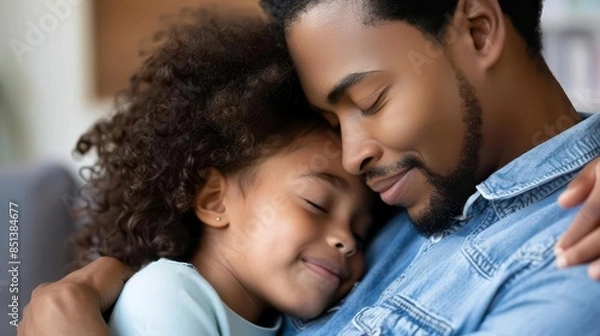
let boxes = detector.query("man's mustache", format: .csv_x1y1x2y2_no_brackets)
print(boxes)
365,155,424,180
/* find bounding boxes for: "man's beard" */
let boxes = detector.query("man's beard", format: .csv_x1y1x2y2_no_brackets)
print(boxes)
369,71,483,236
415,71,483,235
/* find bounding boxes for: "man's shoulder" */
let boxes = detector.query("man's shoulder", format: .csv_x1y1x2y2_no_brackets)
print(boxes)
463,186,577,278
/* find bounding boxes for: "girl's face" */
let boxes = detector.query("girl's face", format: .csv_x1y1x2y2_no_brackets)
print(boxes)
223,131,373,319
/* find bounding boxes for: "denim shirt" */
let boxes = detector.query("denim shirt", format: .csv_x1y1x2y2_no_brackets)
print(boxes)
282,113,600,336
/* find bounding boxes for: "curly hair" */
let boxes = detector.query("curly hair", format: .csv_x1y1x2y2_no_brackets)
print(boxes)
71,9,327,270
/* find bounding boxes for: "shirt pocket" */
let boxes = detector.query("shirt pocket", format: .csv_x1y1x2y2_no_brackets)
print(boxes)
348,295,453,336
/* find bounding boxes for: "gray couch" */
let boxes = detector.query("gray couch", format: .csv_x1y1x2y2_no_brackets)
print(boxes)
0,163,77,335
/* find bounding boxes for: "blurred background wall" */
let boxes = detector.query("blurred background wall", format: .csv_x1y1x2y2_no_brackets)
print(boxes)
0,0,258,175
0,0,99,169
0,0,599,176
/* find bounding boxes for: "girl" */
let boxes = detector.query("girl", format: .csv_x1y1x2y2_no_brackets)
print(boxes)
73,10,373,336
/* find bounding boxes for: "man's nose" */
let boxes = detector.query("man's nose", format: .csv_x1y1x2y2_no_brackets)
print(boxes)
340,118,381,175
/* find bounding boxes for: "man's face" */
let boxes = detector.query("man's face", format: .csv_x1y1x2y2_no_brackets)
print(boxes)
286,1,484,234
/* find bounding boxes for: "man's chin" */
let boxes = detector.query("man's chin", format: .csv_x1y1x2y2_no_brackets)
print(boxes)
404,203,429,227
388,189,431,222
406,197,457,236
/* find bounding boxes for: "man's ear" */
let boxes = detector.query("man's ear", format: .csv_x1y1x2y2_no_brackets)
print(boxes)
453,0,506,70
193,168,229,228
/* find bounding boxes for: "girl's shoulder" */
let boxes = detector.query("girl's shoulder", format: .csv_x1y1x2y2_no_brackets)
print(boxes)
109,258,230,335
123,258,222,308
129,258,210,291
143,257,199,274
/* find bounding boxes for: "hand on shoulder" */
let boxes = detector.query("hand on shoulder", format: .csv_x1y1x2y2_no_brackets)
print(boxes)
17,257,133,336
556,157,600,280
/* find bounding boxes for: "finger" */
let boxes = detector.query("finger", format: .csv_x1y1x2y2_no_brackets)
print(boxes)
556,227,600,268
94,258,134,310
68,257,133,286
18,301,36,335
16,308,28,335
558,158,598,208
556,203,598,252
67,257,134,311
20,283,50,335
558,177,594,209
556,163,600,250
30,282,51,299
589,259,600,281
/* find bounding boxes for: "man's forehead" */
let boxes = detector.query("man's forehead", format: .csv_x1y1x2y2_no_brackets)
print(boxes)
287,10,426,105
288,0,367,30
286,5,376,103
285,1,361,55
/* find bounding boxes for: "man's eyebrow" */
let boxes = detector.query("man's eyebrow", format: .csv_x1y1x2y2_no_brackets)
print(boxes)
300,172,349,191
327,71,382,105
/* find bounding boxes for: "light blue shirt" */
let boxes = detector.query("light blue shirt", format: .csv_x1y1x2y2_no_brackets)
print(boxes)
109,258,281,336
283,113,600,335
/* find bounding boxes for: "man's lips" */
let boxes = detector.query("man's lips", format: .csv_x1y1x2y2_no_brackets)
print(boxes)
367,169,416,205
367,169,410,193
302,256,348,284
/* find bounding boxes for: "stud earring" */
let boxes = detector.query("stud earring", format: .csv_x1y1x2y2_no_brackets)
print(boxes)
216,217,221,222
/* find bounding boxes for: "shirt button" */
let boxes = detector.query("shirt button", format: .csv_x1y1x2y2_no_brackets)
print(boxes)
370,327,382,336
430,233,444,243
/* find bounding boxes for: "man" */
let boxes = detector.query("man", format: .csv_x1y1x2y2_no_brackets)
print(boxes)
18,1,600,335
265,0,600,334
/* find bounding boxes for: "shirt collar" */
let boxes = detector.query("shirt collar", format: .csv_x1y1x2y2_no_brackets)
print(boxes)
477,113,600,201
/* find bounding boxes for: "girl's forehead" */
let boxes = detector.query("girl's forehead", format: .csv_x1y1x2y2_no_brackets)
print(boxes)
275,131,344,168
264,132,368,193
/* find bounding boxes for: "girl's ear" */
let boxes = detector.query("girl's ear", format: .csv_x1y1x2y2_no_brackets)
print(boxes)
193,168,229,228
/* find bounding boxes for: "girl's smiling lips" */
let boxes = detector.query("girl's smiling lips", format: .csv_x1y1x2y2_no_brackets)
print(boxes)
302,256,348,285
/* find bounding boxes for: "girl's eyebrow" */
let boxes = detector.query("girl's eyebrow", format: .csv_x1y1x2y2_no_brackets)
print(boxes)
300,172,349,192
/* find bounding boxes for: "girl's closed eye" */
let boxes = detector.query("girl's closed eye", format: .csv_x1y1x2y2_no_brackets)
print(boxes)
305,199,328,214
304,197,368,250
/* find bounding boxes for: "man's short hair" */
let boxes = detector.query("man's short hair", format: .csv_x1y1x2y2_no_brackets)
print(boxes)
260,0,544,55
